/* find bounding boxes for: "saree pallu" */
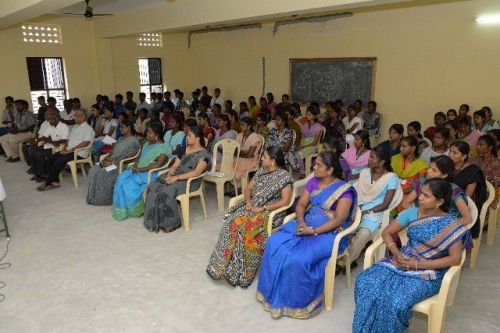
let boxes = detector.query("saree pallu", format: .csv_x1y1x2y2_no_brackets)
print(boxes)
206,168,294,287
256,181,357,319
353,215,468,333
112,142,172,221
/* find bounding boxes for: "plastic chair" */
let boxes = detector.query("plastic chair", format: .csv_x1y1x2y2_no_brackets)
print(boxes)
470,181,495,268
228,187,296,235
486,201,499,245
239,134,265,191
423,137,433,148
303,126,326,175
58,144,93,188
204,139,240,212
363,199,477,333
175,173,208,232
0,178,9,238
281,206,362,311
368,113,383,147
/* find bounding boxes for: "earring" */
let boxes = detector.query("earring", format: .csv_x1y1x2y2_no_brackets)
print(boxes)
436,204,440,209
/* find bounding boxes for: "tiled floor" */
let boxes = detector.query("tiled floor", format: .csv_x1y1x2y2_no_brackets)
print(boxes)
0,159,498,332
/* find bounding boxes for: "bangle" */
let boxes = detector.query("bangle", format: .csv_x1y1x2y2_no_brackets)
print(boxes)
387,242,396,248
415,260,418,271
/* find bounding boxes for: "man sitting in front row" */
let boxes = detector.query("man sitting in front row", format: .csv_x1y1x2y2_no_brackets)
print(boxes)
37,109,94,191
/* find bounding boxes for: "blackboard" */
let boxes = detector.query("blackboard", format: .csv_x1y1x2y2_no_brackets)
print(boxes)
290,58,375,105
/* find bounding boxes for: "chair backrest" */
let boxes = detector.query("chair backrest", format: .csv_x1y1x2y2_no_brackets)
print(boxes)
423,137,432,148
319,126,327,142
373,191,404,241
294,173,314,194
331,207,362,257
466,196,479,231
211,139,240,176
0,178,5,201
291,130,297,146
480,181,496,232
255,134,266,160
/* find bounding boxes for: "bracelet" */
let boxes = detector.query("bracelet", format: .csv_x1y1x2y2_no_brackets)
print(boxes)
415,260,418,271
311,227,318,236
387,242,396,248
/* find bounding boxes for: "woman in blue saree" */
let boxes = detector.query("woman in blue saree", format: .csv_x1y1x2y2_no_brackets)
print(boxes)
112,123,172,221
353,179,469,333
256,151,357,319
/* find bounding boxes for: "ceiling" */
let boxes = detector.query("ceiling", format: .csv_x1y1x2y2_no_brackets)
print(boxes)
57,0,167,15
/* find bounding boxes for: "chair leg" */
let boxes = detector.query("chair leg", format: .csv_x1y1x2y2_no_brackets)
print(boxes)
241,174,248,192
68,161,79,188
0,202,10,238
200,187,208,220
469,238,480,268
487,207,498,245
18,143,25,162
323,258,336,311
58,172,63,184
179,196,190,232
216,181,225,212
80,163,87,178
343,253,352,288
427,306,446,333
233,179,238,196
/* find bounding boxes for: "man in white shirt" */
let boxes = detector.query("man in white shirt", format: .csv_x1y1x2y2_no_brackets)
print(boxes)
210,88,224,108
60,99,76,129
136,92,150,115
38,109,94,191
28,109,70,182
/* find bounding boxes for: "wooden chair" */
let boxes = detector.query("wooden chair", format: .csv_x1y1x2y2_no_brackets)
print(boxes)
239,134,265,191
204,139,240,212
470,181,495,268
363,198,478,333
280,205,362,311
228,187,296,235
58,144,93,188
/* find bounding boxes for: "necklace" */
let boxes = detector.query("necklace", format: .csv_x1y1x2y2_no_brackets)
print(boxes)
318,177,336,190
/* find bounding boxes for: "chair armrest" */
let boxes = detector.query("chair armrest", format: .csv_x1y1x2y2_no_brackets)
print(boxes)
267,206,292,235
229,194,244,209
283,213,296,225
363,237,385,270
185,172,207,194
147,164,170,184
99,153,110,162
73,144,91,161
118,151,140,173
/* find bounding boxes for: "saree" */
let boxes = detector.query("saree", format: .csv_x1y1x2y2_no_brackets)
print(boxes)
112,142,172,221
454,164,487,238
256,179,357,319
353,210,468,333
265,128,298,170
391,154,428,194
87,136,141,206
206,168,294,287
234,132,262,181
342,147,370,181
143,149,212,232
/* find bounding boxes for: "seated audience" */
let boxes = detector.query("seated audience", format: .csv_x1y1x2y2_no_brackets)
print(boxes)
200,86,211,108
124,91,137,115
0,99,37,162
458,117,481,148
143,125,210,232
35,95,47,127
401,155,472,226
347,146,402,266
378,123,404,157
28,109,69,182
295,106,323,177
353,179,468,333
406,121,429,154
424,111,446,141
447,108,457,121
1,96,16,138
449,141,487,239
275,94,290,114
134,108,149,137
256,151,356,319
266,92,277,112
343,104,364,146
163,113,185,156
284,107,301,149
457,103,472,125
362,100,381,138
60,99,76,127
228,109,240,133
234,117,263,190
248,96,260,119
470,135,499,209
481,106,499,130
86,119,141,206
136,92,150,114
114,94,125,116
210,88,224,108
473,109,493,134
255,113,270,140
342,130,371,182
37,109,94,191
419,127,450,164
92,104,118,158
206,146,294,287
238,101,250,119
264,112,297,170
324,102,346,152
198,112,215,150
391,136,428,198
322,136,351,180
444,120,459,146
87,104,104,133
112,123,171,221
213,114,237,160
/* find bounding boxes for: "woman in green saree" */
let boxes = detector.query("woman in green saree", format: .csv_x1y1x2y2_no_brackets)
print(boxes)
112,123,172,221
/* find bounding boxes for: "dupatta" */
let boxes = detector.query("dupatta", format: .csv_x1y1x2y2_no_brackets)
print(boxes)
342,147,370,168
355,169,403,207
391,154,428,179
137,142,172,168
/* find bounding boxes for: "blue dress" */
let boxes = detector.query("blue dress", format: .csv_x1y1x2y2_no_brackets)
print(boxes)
353,207,469,333
256,178,357,319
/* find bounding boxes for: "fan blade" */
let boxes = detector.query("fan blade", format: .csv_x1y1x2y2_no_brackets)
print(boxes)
93,14,114,16
62,13,85,16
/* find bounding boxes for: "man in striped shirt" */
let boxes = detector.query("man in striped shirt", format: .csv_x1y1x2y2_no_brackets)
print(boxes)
0,99,37,162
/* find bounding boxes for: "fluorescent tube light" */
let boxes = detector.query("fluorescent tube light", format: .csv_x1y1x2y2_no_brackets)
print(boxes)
475,15,500,24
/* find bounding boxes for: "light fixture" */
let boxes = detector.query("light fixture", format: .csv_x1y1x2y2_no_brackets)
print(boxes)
475,15,500,25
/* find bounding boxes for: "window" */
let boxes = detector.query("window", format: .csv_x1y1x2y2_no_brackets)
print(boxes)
137,33,162,47
21,23,62,44
138,58,163,102
26,57,67,111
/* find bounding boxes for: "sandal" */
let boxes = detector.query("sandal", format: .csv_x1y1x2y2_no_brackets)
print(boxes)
37,183,60,192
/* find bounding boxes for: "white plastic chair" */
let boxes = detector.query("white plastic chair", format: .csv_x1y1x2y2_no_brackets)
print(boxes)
423,137,433,148
175,173,208,232
363,198,478,333
58,144,93,188
281,205,362,311
99,149,141,174
239,134,265,191
303,126,326,175
0,178,9,238
204,139,240,212
470,181,495,268
486,198,499,245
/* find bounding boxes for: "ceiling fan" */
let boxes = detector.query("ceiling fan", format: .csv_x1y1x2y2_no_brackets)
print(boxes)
63,0,113,18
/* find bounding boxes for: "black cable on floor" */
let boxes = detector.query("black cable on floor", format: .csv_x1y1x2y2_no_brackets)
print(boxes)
0,237,12,303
